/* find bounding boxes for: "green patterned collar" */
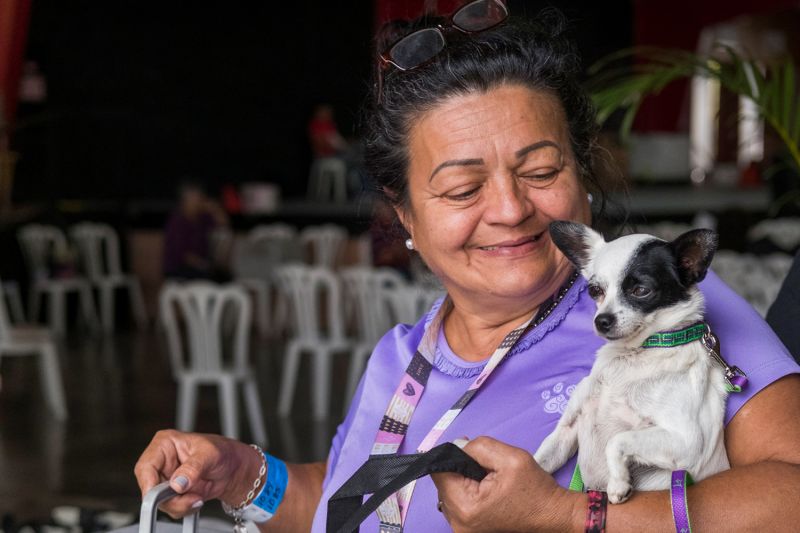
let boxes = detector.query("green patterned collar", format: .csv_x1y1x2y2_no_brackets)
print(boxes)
641,322,707,348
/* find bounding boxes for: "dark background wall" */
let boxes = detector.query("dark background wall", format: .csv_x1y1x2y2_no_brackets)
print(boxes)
13,2,376,202
11,1,632,204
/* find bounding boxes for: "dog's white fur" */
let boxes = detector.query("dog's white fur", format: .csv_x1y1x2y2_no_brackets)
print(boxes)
533,227,729,503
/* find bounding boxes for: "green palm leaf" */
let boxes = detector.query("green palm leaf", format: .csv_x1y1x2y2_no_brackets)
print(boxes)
588,46,800,174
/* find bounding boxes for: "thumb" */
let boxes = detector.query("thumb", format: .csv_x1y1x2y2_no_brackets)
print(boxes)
170,456,209,494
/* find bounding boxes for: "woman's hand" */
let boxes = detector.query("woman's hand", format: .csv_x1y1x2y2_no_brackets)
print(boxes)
134,430,263,518
431,437,582,533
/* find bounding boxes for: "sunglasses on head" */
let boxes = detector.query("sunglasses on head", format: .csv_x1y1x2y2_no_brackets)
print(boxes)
376,0,509,104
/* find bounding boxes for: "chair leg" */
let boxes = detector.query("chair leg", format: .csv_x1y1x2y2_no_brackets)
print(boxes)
29,290,41,324
79,284,100,333
49,290,66,336
343,344,369,417
6,285,25,323
130,280,148,329
219,377,239,440
243,377,268,448
38,342,68,421
100,285,115,333
311,348,332,420
273,290,290,337
277,342,302,417
253,285,270,339
176,379,198,432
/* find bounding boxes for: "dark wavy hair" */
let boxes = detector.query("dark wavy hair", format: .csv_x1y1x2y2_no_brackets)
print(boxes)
364,9,610,220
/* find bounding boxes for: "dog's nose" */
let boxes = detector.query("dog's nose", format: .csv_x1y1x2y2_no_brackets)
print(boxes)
595,313,616,334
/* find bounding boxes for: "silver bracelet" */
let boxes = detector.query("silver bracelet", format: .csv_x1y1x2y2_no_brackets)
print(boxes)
221,444,267,533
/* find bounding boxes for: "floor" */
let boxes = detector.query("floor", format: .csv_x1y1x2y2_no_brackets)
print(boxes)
0,323,353,526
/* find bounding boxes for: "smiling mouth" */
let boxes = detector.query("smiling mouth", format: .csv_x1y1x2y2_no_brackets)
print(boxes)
478,233,544,251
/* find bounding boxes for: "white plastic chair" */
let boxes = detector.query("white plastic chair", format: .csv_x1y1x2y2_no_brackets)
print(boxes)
18,224,99,336
275,264,354,419
300,224,347,269
339,267,405,407
0,277,68,420
382,284,445,325
159,282,267,446
234,224,299,337
307,157,347,203
70,222,147,333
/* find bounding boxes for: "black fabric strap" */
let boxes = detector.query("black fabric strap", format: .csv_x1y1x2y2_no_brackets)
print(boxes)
326,443,487,533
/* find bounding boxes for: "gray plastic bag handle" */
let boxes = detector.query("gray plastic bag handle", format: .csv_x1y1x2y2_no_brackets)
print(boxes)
139,482,199,533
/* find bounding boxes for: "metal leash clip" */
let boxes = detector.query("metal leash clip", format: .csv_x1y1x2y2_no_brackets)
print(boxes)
702,325,748,392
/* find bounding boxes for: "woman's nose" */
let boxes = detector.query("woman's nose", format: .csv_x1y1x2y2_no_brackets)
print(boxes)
482,176,533,226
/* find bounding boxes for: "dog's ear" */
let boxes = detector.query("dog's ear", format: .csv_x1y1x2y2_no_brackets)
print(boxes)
548,221,605,272
670,229,719,286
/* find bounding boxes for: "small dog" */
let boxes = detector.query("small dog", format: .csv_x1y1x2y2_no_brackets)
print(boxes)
533,221,729,503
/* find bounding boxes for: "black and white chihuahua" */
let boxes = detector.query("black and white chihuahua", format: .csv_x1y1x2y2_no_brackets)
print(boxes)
533,221,730,504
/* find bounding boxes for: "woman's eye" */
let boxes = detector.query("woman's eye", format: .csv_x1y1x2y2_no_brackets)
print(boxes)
443,187,480,201
520,169,559,181
631,285,651,298
588,285,604,300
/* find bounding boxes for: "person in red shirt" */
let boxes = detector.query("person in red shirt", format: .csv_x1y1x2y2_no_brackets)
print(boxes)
308,104,348,158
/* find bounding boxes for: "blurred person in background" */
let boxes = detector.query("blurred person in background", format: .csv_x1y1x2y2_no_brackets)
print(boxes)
162,180,229,280
308,103,349,159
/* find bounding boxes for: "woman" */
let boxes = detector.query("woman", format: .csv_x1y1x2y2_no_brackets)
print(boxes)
135,4,800,531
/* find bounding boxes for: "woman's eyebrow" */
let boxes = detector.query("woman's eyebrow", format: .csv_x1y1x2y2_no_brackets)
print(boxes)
429,158,484,182
515,140,560,159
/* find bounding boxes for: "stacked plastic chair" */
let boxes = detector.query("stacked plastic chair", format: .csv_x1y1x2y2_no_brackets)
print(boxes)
275,264,354,419
70,222,148,332
0,276,68,420
339,266,406,409
17,224,98,335
159,282,267,446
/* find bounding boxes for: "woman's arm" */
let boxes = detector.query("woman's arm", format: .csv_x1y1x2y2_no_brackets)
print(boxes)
134,430,326,532
432,374,800,532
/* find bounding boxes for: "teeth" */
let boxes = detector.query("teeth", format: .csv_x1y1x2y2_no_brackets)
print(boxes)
481,246,497,251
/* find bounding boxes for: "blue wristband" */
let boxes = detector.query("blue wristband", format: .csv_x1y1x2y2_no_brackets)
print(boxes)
253,453,288,517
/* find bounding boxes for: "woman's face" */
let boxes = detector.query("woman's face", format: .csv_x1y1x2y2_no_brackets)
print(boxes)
398,84,591,308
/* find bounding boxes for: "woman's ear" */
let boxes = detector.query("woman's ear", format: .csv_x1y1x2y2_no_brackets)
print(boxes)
392,203,413,239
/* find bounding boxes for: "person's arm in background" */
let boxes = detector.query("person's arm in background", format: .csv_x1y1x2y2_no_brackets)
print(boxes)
134,431,326,533
204,197,230,228
766,250,800,363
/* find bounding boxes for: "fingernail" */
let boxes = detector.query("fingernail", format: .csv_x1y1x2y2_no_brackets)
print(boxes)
172,475,189,491
191,500,204,510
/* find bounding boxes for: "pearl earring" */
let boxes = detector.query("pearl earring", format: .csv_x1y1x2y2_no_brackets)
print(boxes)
405,238,414,250
587,192,594,204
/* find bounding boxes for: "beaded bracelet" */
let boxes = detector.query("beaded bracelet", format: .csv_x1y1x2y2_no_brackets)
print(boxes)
585,490,608,533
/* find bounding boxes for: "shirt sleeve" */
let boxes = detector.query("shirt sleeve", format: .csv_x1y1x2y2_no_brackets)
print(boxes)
701,271,800,424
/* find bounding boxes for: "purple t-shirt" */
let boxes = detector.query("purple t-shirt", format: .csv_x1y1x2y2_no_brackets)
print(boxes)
310,272,799,532
162,211,216,276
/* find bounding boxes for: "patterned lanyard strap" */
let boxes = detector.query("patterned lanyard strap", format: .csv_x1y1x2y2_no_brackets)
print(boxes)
372,274,577,532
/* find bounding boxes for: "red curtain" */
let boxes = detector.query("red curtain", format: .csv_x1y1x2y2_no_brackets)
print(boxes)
375,0,463,28
0,0,32,136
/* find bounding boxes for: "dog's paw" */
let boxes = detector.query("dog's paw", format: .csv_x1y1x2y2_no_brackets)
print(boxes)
532,450,555,473
607,478,633,504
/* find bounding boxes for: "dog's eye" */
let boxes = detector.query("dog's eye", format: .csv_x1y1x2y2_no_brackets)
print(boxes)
588,284,604,300
631,285,652,298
